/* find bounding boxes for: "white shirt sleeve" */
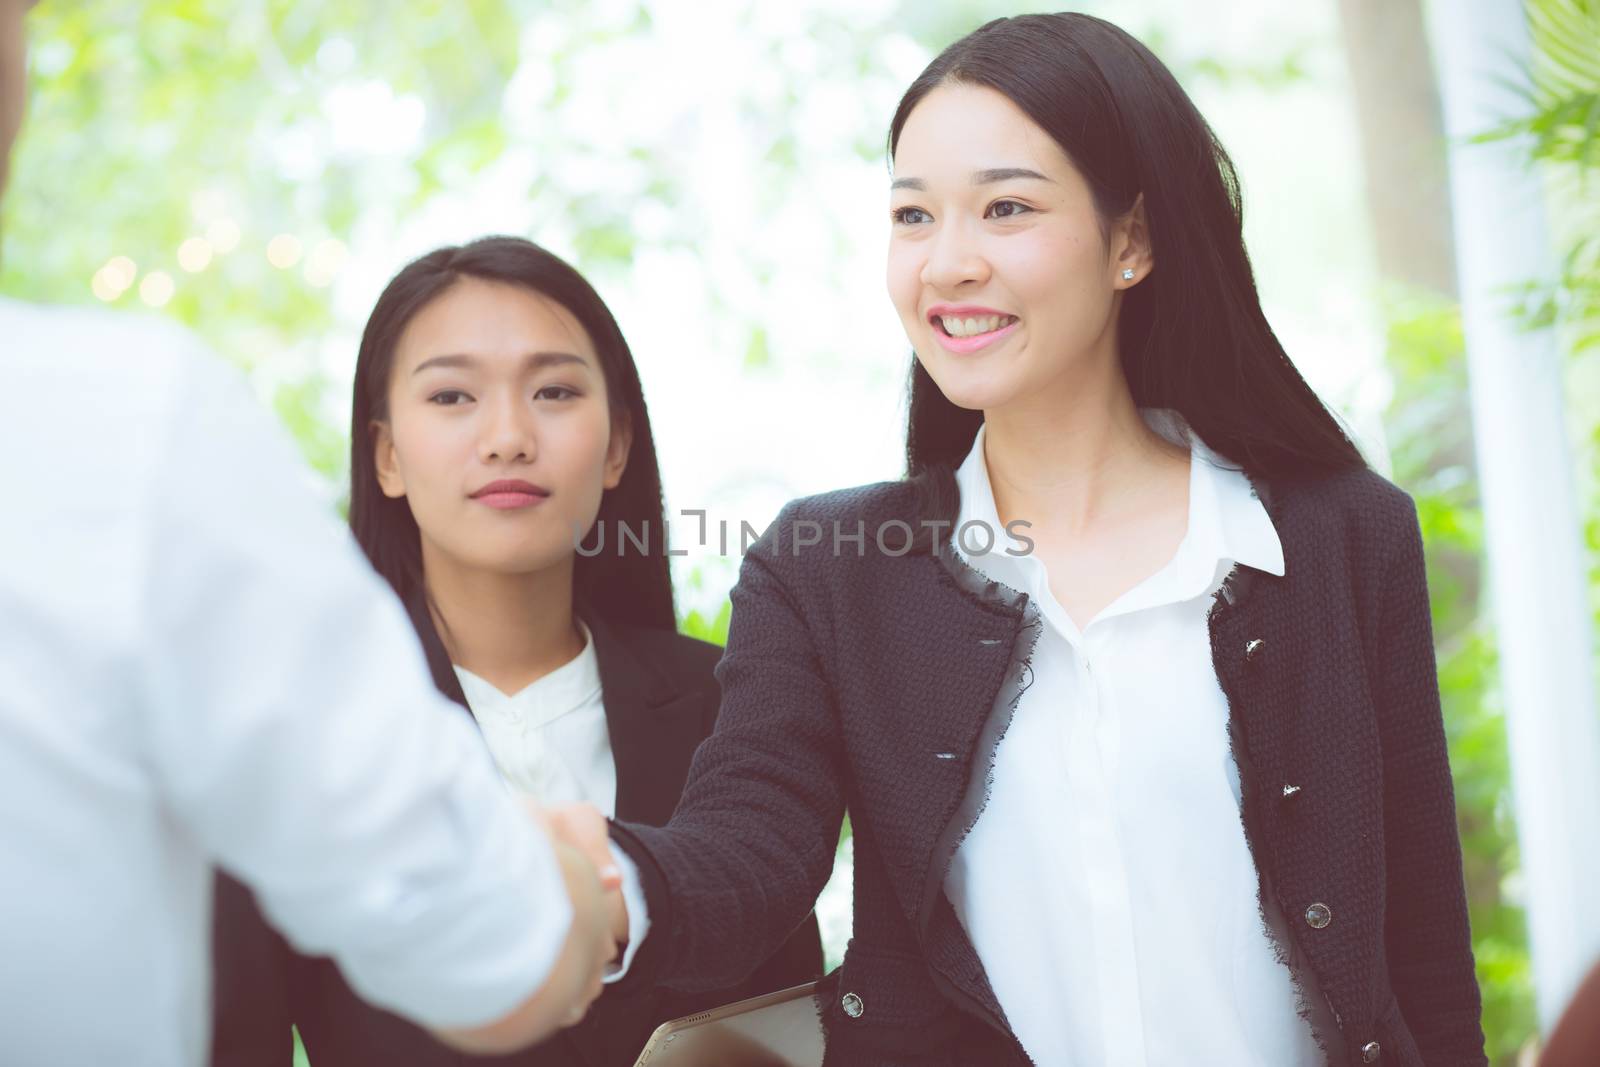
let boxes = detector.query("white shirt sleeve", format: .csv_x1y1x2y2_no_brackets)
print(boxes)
602,843,651,982
133,352,572,1030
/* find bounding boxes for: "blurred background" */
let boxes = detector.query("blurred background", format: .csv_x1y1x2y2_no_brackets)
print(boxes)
5,1,1599,1063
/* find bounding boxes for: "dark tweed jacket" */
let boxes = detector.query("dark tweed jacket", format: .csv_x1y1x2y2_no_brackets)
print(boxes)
608,464,1487,1067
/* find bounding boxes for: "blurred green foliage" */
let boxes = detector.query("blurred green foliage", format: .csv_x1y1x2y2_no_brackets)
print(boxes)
1381,298,1532,1063
1382,3,1600,1061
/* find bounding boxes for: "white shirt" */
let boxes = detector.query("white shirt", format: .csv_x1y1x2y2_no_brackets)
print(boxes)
0,301,572,1067
945,409,1323,1067
454,621,617,816
453,624,650,975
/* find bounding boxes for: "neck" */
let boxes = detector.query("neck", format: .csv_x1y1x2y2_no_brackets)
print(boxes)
419,540,585,696
981,355,1183,537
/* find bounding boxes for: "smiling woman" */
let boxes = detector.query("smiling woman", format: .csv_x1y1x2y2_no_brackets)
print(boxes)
587,12,1486,1067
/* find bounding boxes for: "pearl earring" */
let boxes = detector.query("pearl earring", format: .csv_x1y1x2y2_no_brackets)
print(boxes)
1121,268,1135,281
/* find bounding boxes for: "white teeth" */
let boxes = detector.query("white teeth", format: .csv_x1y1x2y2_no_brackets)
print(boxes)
939,314,1015,338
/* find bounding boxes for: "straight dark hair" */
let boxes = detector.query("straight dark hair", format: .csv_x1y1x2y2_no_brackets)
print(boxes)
348,235,676,632
891,13,1366,538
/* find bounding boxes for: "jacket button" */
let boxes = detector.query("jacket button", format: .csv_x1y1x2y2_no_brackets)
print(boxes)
1244,637,1265,664
1361,1039,1381,1062
1281,784,1302,801
841,992,864,1019
1304,902,1332,929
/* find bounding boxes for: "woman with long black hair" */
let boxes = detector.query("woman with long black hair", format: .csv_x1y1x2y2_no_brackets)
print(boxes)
210,236,821,1067
590,14,1486,1066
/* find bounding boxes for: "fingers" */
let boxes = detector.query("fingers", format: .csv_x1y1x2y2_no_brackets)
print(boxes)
524,800,629,1013
604,884,628,948
564,971,603,1025
528,800,621,890
545,839,616,1029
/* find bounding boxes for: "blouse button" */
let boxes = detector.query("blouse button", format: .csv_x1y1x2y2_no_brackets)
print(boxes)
841,992,865,1019
1244,637,1265,665
1281,783,1302,801
1361,1039,1381,1062
1304,902,1333,929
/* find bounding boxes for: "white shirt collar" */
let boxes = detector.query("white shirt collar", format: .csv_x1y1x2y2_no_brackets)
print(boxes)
953,407,1285,589
453,618,604,730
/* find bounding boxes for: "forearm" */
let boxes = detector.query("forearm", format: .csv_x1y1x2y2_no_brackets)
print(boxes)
609,789,841,995
603,506,849,994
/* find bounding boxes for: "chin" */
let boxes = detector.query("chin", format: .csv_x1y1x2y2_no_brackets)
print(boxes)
479,549,572,577
453,531,574,577
920,361,1024,414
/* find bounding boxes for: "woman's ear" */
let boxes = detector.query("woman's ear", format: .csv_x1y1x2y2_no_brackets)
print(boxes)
371,420,407,499
1111,192,1154,287
602,409,633,491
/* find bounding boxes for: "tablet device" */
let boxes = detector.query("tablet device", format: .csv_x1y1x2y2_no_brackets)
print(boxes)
632,981,824,1067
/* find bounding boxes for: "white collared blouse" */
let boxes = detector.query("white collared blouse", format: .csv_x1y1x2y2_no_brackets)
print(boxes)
945,408,1324,1067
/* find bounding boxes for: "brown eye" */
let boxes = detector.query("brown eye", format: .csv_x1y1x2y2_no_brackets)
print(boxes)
428,390,472,406
987,200,1030,219
892,206,931,225
534,385,579,401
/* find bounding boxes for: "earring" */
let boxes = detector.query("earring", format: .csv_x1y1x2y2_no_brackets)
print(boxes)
1121,268,1135,281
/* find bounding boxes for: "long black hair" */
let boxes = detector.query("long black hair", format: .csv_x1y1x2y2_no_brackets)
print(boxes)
348,235,676,631
891,14,1366,534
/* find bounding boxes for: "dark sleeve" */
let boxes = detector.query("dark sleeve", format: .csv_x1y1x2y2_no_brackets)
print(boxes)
610,503,848,995
210,871,297,1067
687,633,826,998
739,911,825,993
1375,496,1488,1064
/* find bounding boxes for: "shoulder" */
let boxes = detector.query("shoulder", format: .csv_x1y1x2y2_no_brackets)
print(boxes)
758,479,922,554
1305,462,1415,515
2,299,213,387
1270,463,1423,577
729,480,934,640
4,300,290,478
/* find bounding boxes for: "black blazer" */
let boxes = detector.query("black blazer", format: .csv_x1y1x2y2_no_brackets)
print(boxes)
210,595,823,1067
607,466,1487,1067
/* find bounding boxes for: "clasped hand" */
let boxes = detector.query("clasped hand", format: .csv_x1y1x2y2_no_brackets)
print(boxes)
527,801,632,1022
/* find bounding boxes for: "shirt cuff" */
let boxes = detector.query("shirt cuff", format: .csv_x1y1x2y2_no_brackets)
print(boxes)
601,841,651,983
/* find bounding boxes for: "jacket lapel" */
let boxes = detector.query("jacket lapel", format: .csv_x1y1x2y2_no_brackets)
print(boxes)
586,614,709,827
849,549,1029,1037
567,615,714,1067
1209,474,1379,1047
403,588,704,828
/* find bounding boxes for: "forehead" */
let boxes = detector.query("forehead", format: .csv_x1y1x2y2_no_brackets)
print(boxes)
892,82,1073,186
395,277,595,369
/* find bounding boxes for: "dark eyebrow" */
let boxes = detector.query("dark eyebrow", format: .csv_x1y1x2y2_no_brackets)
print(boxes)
890,167,1053,192
411,352,588,376
974,167,1052,185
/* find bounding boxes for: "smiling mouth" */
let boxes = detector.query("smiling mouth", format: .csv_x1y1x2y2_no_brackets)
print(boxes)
934,313,1020,339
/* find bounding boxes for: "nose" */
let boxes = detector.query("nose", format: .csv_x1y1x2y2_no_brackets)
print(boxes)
477,389,537,464
920,217,990,292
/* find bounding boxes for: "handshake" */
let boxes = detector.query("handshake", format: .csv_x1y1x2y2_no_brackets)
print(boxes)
435,801,633,1054
533,800,636,995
